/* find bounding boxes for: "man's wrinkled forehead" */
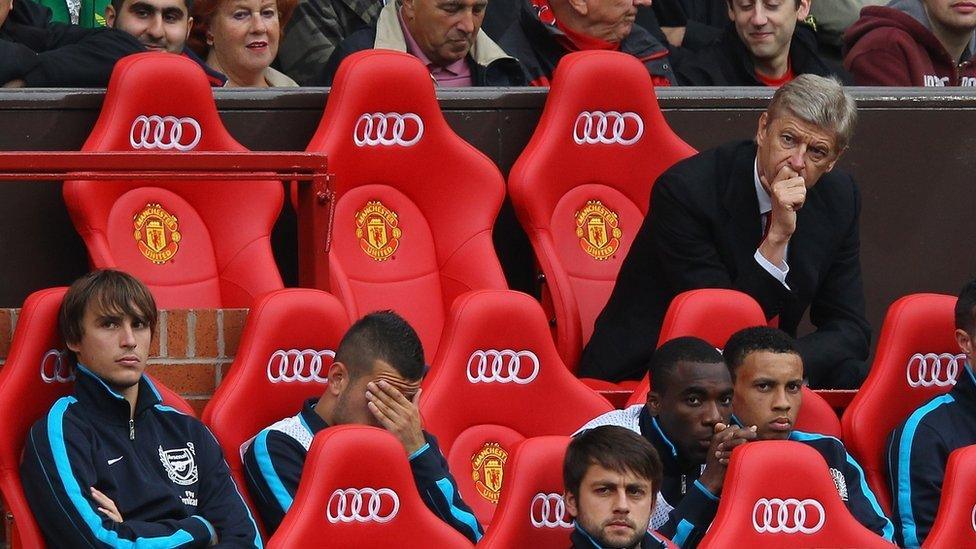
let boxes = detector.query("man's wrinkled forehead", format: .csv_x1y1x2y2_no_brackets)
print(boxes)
370,366,423,399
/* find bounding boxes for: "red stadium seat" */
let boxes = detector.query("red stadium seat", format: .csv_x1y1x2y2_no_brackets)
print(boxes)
305,50,507,359
267,425,474,548
202,288,349,534
63,52,283,309
923,445,976,548
420,290,613,525
507,50,695,372
698,441,893,548
0,287,193,549
841,294,959,513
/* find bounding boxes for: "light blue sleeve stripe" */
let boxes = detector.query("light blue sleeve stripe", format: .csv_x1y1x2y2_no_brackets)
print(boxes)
896,395,954,548
693,480,718,502
671,518,695,547
47,397,196,548
408,443,431,461
254,430,293,514
433,478,483,542
845,451,895,541
193,515,216,544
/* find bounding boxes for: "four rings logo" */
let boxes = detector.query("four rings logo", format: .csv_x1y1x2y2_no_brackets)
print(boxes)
129,115,202,152
40,349,75,384
266,349,335,383
327,488,399,523
971,504,975,532
906,353,965,388
573,111,644,146
466,349,540,384
354,112,424,147
752,498,825,534
530,493,573,529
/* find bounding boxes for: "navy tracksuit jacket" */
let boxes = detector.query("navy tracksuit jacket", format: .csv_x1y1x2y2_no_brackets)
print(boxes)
20,365,262,547
241,398,484,543
888,363,976,547
570,523,670,548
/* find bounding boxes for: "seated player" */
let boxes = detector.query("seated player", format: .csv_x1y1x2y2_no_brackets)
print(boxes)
887,278,976,547
242,311,483,542
725,326,894,541
20,270,262,547
564,425,671,549
577,337,755,548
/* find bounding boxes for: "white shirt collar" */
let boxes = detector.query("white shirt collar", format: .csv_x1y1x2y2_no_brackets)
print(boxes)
753,157,772,215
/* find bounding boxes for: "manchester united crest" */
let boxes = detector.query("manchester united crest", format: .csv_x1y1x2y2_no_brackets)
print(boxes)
575,200,621,260
133,203,181,264
471,442,508,504
355,201,402,261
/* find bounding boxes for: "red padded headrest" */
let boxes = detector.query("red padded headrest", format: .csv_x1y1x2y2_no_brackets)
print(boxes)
268,426,475,548
84,52,243,153
699,441,892,548
924,445,976,548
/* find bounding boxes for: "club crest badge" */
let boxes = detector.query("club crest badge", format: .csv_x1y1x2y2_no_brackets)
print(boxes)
134,203,181,264
355,200,401,261
158,442,198,486
575,200,621,260
471,442,508,504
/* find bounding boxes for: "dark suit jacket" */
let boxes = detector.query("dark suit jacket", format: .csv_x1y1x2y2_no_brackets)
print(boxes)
579,140,871,388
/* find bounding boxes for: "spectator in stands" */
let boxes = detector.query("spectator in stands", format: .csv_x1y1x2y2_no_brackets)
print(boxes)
320,0,524,87
844,0,976,86
724,326,894,541
576,337,756,548
583,74,870,390
1,0,143,86
242,310,483,542
887,278,976,547
188,0,298,86
20,270,261,547
676,0,833,86
564,426,671,549
809,0,884,61
496,0,675,86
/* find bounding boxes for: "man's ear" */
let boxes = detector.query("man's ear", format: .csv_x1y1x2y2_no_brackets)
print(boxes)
646,391,662,416
566,0,588,17
401,0,416,20
328,361,349,396
755,111,769,147
726,0,734,21
796,0,811,21
104,4,117,27
956,328,974,357
564,490,579,519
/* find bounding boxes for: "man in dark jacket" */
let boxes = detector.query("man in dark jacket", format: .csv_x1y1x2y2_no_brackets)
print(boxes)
1,0,143,86
243,311,484,542
320,0,524,86
677,0,833,86
278,0,381,85
497,0,675,86
844,0,976,86
20,270,262,547
887,278,976,547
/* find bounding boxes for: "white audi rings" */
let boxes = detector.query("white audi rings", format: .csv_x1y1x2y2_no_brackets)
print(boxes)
40,349,75,384
353,112,424,147
327,487,400,523
573,111,644,146
905,352,964,388
466,349,540,384
129,115,202,152
530,493,573,528
752,498,825,534
266,349,335,383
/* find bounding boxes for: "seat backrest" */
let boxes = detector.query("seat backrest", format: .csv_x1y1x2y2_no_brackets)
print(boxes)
923,445,976,548
62,52,283,308
267,425,475,548
202,288,349,532
508,50,695,371
699,441,892,548
420,290,613,525
0,287,193,549
306,50,507,358
841,293,959,513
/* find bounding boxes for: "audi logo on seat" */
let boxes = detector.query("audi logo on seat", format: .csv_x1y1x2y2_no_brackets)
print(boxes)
129,115,202,152
327,487,400,523
266,349,335,383
573,111,644,146
40,349,75,384
971,503,975,532
905,353,964,388
466,349,540,384
752,498,825,534
353,112,424,147
530,493,573,529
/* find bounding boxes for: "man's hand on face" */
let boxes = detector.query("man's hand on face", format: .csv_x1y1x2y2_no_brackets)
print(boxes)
366,380,426,456
696,423,757,495
91,487,123,523
762,164,807,242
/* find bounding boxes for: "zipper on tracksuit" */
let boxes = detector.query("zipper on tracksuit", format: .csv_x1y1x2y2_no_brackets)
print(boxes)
129,419,135,440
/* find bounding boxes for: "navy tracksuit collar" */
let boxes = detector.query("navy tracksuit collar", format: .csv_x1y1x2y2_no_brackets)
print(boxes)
74,363,162,422
952,362,976,407
299,397,330,435
638,407,699,474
